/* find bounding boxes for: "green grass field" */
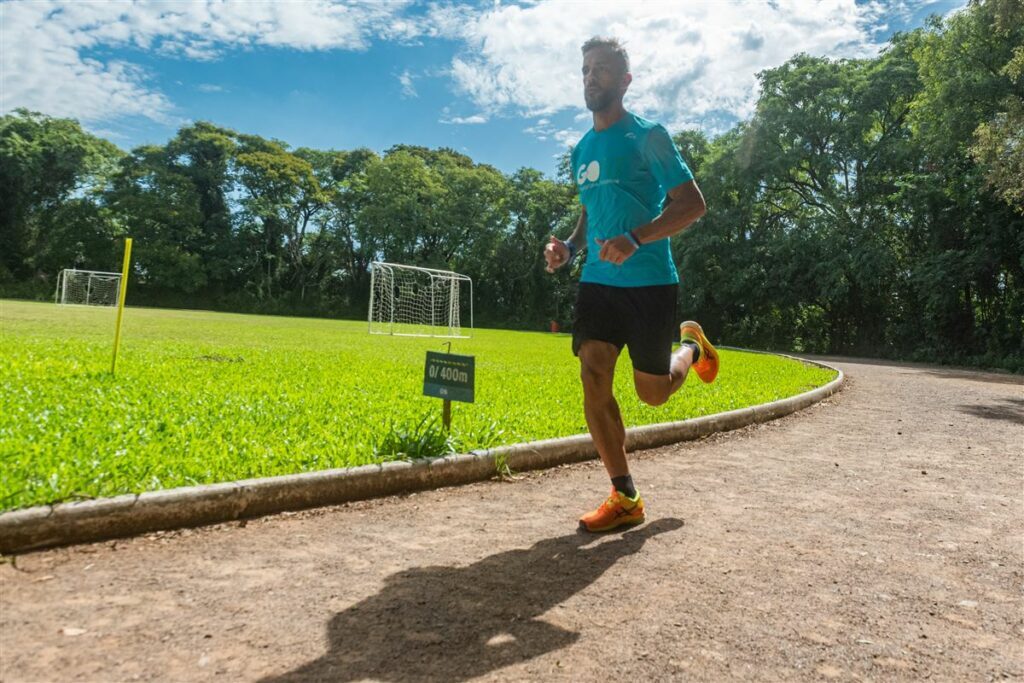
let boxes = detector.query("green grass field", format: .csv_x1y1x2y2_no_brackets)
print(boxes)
0,300,836,511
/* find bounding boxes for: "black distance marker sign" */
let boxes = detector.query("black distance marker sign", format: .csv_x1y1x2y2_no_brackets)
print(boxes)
423,352,475,403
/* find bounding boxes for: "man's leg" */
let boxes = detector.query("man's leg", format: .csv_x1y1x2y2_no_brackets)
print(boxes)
577,340,646,532
578,340,628,478
632,344,695,407
632,320,719,406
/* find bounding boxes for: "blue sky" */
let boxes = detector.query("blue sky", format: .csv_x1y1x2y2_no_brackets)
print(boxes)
1,0,966,178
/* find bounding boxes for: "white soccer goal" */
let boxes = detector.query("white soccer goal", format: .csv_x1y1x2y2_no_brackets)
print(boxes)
54,269,122,306
368,262,473,337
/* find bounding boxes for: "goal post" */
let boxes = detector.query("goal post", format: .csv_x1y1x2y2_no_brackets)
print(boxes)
368,262,473,338
54,269,122,306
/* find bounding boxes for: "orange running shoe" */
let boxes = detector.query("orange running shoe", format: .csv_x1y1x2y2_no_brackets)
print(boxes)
680,320,719,384
578,488,646,533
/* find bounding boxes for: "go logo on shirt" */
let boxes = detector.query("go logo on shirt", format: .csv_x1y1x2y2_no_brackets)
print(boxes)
576,160,600,186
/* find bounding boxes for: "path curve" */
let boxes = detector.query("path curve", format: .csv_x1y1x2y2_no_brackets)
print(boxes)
2,358,1021,681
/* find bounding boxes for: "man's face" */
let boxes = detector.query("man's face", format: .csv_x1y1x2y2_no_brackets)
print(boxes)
582,47,629,112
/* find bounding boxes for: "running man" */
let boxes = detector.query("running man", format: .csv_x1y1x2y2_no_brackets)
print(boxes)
544,36,719,533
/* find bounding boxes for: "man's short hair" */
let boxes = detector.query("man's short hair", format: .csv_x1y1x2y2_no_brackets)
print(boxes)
581,37,630,75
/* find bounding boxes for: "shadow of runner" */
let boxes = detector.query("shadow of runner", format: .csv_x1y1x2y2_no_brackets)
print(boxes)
263,518,684,683
958,398,1024,425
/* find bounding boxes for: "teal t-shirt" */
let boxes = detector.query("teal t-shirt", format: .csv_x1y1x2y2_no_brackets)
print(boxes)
572,112,693,287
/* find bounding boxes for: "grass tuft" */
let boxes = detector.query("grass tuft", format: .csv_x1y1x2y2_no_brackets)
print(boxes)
373,414,454,461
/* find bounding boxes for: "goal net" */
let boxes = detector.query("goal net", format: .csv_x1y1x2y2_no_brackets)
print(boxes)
368,262,473,337
54,269,122,306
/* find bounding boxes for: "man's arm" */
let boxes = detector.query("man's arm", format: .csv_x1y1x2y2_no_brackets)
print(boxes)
567,206,588,252
631,180,705,244
596,181,705,265
544,207,587,272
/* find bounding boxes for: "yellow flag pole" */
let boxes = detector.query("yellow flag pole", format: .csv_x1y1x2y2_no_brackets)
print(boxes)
111,237,133,375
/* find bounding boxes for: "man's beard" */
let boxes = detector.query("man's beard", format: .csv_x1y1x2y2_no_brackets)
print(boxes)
585,87,616,112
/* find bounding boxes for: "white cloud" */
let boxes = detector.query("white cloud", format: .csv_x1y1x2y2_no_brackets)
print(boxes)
943,2,970,19
0,0,961,142
398,69,417,98
197,83,225,93
436,0,936,133
1,1,174,123
0,0,413,124
441,113,488,125
523,120,553,140
87,126,130,141
524,118,583,145
553,128,584,148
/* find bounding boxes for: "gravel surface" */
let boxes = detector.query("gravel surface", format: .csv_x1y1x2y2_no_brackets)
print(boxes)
2,358,1021,682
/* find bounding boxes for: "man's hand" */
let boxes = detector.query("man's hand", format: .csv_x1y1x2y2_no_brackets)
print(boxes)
596,235,637,265
544,235,571,273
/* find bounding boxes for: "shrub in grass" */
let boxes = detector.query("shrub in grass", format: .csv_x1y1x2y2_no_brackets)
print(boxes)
373,415,454,461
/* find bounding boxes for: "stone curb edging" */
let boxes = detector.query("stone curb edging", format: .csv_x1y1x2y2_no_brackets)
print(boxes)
0,355,843,554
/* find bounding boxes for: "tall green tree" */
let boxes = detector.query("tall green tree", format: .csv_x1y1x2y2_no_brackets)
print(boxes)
487,167,579,327
0,109,122,281
108,144,209,295
720,46,919,353
969,0,1024,213
234,134,326,301
164,122,238,291
907,0,1024,362
318,148,381,314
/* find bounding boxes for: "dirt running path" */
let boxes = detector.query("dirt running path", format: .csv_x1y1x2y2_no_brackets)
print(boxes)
2,359,1022,682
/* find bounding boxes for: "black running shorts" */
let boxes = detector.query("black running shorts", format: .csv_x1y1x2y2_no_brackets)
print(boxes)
571,282,678,375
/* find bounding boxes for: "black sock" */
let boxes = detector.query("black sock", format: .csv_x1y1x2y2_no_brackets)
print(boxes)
682,341,700,363
611,475,637,498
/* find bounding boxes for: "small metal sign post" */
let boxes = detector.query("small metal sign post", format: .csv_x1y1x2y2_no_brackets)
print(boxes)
423,348,475,431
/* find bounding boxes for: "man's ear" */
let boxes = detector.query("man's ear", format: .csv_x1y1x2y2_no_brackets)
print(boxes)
620,72,633,96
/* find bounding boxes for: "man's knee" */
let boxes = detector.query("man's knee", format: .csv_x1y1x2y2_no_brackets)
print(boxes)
580,360,612,395
578,344,616,396
635,383,669,407
634,370,671,406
